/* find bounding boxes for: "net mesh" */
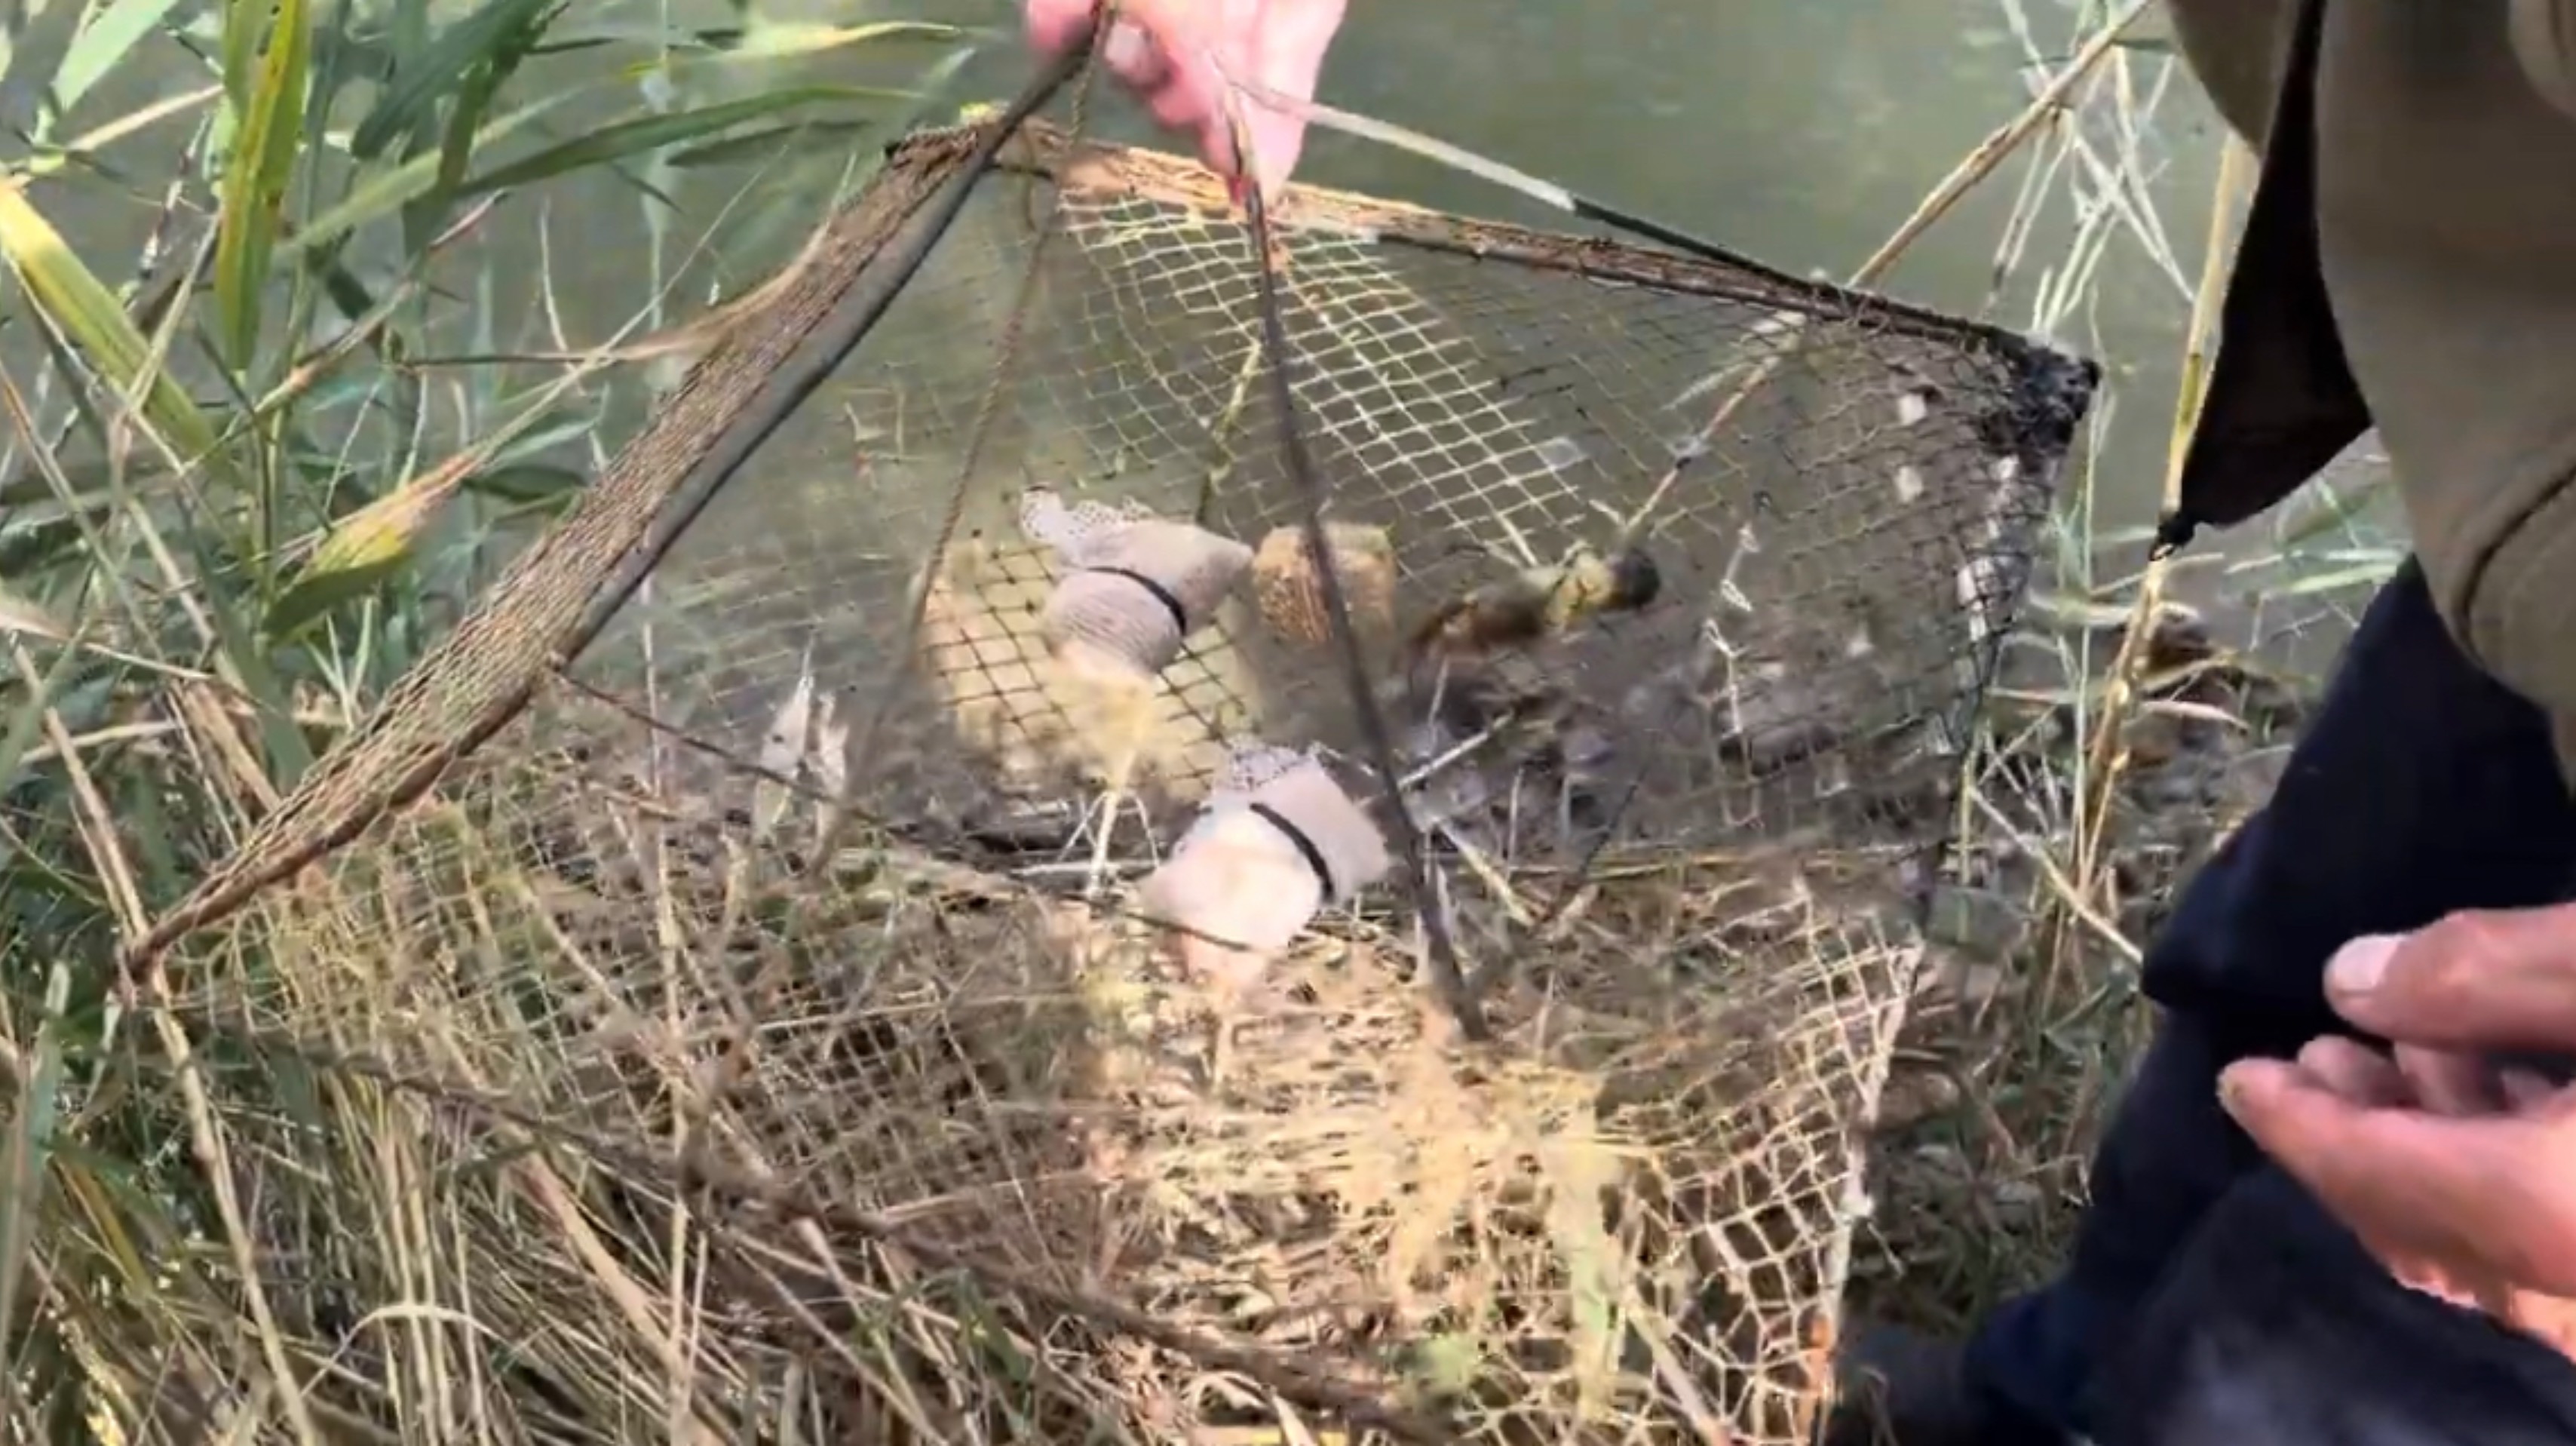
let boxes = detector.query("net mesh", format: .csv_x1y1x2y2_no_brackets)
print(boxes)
143,114,2094,1444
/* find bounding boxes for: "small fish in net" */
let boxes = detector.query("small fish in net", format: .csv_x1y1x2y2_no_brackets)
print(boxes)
1140,738,1390,987
1019,485,1255,682
1409,542,1663,665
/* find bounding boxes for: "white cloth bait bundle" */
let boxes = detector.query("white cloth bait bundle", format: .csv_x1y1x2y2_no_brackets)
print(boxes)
1018,487,1253,680
1142,742,1391,979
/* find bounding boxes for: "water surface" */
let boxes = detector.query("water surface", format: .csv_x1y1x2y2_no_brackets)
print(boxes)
11,0,2359,661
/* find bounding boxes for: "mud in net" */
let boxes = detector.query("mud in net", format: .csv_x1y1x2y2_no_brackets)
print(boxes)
138,75,2095,1446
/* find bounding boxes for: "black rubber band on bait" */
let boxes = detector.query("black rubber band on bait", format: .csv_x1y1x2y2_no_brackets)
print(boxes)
1085,566,1189,634
1247,801,1336,901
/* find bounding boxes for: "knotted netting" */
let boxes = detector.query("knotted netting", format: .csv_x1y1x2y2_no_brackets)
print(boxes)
136,82,2094,1446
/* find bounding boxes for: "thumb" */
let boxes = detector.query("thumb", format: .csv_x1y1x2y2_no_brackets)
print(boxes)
2326,905,2576,1054
1237,0,1346,200
1236,106,1309,204
1084,0,1236,176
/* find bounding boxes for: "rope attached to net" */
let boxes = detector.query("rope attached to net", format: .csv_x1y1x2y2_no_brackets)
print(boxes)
1189,49,1829,1011
804,19,1115,875
1222,106,1490,1044
780,10,1491,1044
110,38,1105,979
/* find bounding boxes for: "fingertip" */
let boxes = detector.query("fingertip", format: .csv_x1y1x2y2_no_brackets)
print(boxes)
2501,1067,2562,1111
1024,0,1087,54
2228,1067,2541,1273
2338,905,2576,1053
1142,81,1207,140
2395,1042,2508,1118
2217,1056,2308,1120
2325,932,2401,999
2295,1035,2410,1107
1244,115,1307,201
2221,1057,2387,1171
1101,23,1166,88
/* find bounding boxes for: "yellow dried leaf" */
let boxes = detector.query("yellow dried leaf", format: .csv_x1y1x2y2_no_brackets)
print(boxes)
262,475,459,640
0,181,223,468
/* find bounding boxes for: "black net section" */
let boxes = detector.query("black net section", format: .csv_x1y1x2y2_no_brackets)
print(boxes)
560,134,2089,895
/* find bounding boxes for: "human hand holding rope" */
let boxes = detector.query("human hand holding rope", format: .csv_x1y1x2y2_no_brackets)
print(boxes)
1024,0,1348,201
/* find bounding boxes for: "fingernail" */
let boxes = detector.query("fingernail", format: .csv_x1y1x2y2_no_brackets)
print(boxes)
2501,1067,2557,1110
2205,1061,2246,1119
1102,21,1153,77
2327,934,2400,996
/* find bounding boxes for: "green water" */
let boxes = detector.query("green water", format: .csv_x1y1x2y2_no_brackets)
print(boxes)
8,0,2383,659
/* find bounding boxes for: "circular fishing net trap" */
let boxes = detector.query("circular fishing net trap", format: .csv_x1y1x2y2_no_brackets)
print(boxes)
140,86,2093,1446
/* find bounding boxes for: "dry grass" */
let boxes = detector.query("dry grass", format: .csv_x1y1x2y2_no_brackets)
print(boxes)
146,684,1934,1441
1853,593,2328,1333
1839,0,2406,1335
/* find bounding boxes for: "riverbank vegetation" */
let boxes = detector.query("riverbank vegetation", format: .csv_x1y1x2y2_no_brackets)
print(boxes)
0,0,2400,1438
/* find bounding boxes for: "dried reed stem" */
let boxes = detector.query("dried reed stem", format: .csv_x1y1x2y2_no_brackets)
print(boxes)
1850,0,2154,287
2069,137,2252,901
27,628,326,1446
1616,0,2148,553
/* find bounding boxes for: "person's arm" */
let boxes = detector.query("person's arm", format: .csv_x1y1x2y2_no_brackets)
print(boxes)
2165,0,2295,151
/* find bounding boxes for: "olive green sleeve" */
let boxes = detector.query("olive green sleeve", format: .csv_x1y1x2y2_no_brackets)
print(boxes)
2167,0,2289,150
2512,0,2576,118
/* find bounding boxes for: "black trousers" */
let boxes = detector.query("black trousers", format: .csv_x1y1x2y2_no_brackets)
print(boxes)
1961,560,2576,1445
